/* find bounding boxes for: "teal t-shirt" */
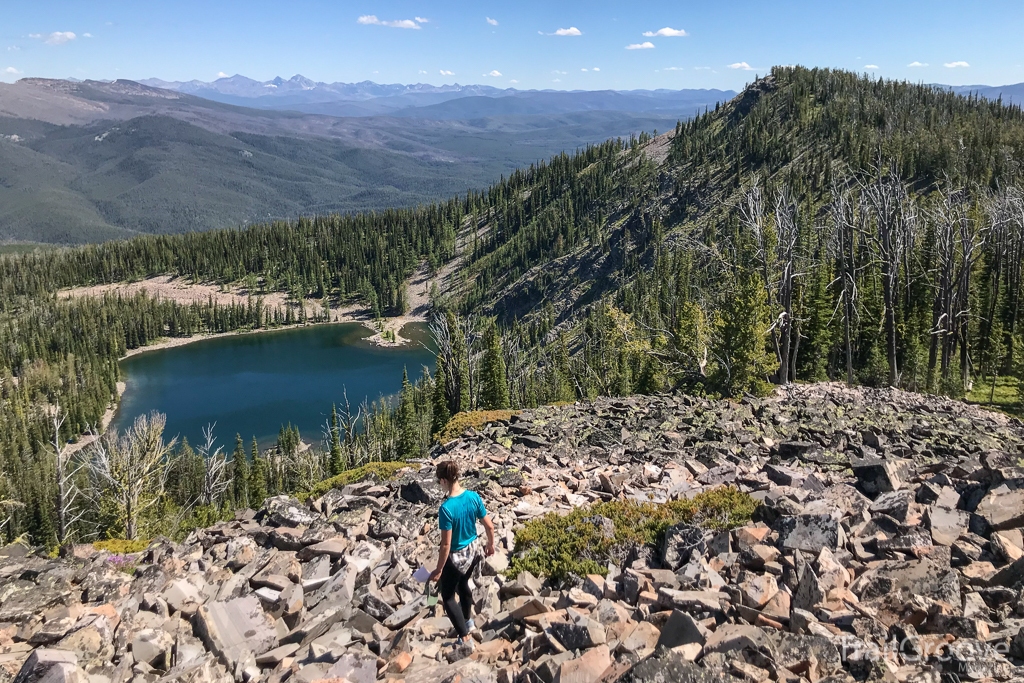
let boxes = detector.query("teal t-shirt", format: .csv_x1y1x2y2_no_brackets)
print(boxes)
439,490,487,551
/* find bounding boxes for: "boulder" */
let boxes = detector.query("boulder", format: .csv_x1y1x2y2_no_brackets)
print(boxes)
193,595,278,669
975,486,1024,531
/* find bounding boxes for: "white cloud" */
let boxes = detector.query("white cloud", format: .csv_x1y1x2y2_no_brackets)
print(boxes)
643,27,687,37
728,61,755,70
626,42,655,50
357,15,421,29
553,27,582,36
581,68,588,72
944,61,969,68
592,67,600,71
864,64,879,69
484,70,502,77
44,31,76,45
439,69,454,76
414,17,429,23
28,34,41,39
6,46,20,51
509,79,518,84
83,32,93,38
5,67,21,74
907,61,928,67
418,70,427,74
553,78,561,83
217,71,229,78
552,70,567,75
486,17,498,26
664,66,685,71
694,66,712,70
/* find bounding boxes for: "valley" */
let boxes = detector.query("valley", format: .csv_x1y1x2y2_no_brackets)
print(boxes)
2,64,1024,683
0,78,724,243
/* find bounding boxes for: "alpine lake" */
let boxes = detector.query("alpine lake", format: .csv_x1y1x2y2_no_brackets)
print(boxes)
110,323,435,449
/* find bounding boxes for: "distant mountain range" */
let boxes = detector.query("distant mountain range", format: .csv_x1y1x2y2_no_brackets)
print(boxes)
940,83,1024,103
138,74,736,118
4,71,1021,245
0,77,730,244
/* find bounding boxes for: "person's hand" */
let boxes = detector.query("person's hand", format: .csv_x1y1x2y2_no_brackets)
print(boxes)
428,567,443,583
485,541,495,557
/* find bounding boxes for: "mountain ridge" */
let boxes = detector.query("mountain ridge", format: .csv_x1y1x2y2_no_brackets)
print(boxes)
0,77,727,243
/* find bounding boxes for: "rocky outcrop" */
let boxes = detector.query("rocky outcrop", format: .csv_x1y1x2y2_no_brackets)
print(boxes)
2,383,1024,683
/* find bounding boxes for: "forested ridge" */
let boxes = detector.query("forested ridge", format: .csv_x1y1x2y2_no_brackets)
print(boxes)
3,66,1024,548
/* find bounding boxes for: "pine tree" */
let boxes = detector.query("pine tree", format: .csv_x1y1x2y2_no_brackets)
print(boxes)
329,404,344,475
712,270,778,397
431,355,451,436
479,321,510,409
231,434,250,509
249,437,268,508
448,311,471,412
398,368,419,458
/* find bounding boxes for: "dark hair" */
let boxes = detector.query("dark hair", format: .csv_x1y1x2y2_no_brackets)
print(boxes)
436,461,460,483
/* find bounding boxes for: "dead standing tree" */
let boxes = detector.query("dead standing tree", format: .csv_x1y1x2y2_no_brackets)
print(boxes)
829,183,860,385
740,183,801,384
87,412,177,541
861,171,916,387
51,403,87,555
196,424,231,507
925,185,986,393
983,187,1024,383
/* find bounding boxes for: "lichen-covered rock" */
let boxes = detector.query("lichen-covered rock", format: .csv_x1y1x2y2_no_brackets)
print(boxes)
3,385,1024,683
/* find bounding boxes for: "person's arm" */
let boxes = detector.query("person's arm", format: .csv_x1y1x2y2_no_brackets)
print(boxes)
481,514,496,556
429,529,452,582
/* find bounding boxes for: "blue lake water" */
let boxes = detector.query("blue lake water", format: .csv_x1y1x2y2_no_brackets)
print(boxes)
111,323,435,449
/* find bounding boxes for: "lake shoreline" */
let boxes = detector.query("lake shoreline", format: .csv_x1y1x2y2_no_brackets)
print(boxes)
120,315,425,361
108,321,436,449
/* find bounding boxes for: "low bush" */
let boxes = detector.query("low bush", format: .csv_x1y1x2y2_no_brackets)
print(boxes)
93,538,150,554
508,487,757,582
305,461,412,500
435,410,517,444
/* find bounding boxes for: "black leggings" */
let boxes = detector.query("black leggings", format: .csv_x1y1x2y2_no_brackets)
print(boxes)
439,554,478,638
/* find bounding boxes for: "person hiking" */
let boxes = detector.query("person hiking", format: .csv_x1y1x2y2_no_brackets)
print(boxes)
428,460,495,658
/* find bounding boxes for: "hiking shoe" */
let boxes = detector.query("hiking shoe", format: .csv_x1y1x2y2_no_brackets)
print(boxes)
446,638,476,663
465,619,476,632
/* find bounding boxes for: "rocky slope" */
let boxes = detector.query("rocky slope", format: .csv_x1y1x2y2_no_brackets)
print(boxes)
3,384,1024,683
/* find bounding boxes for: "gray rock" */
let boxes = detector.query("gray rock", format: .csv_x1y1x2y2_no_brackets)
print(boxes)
655,610,707,649
400,480,437,505
975,485,1024,531
618,649,722,683
852,559,960,606
776,514,843,553
263,495,318,528
193,595,278,670
12,649,80,683
548,611,607,650
131,629,174,669
323,652,379,683
661,523,705,571
851,457,903,496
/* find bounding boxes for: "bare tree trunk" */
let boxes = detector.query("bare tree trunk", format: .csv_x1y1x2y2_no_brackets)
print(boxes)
51,403,84,556
862,171,914,387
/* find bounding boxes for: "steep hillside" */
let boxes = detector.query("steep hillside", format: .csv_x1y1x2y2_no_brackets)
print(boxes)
440,67,1024,404
3,385,1024,682
2,67,1024,551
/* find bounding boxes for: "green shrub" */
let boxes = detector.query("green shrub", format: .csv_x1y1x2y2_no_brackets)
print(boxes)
93,538,151,554
305,461,412,500
508,487,757,583
435,410,517,444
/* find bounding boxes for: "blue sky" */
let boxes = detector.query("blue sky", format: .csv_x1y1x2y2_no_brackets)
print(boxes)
3,0,1023,90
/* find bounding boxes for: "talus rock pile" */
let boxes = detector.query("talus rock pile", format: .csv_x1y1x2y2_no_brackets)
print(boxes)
3,384,1024,683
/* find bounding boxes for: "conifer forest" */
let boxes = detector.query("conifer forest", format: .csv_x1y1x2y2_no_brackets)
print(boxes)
2,67,1024,548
